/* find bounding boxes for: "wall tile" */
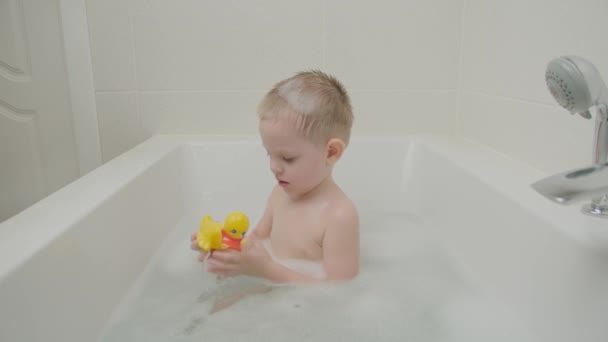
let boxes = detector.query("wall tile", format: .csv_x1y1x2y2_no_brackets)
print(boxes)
460,0,608,104
460,90,593,173
138,90,456,137
86,0,136,90
352,90,457,135
138,91,264,135
458,0,608,173
326,0,463,90
96,92,147,161
131,0,324,90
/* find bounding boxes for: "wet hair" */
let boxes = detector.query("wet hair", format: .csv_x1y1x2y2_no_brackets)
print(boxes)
257,70,353,145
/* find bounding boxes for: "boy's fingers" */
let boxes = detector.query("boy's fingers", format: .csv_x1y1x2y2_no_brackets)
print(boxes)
207,262,232,274
191,240,201,251
198,251,209,262
209,250,238,263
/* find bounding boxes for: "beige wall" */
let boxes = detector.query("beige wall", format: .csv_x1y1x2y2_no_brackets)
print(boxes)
458,0,608,173
86,0,463,161
86,0,608,174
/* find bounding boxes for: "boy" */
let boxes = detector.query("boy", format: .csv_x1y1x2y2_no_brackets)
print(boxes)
191,70,359,283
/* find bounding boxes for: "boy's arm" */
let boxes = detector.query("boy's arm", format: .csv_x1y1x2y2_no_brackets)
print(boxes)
321,203,360,280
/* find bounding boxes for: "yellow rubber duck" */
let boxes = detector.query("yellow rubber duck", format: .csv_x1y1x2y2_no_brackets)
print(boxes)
196,215,224,252
196,211,249,252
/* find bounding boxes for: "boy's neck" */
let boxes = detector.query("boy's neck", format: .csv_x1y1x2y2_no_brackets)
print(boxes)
288,174,336,202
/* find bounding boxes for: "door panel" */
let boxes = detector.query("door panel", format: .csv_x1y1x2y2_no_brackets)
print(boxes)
0,0,80,222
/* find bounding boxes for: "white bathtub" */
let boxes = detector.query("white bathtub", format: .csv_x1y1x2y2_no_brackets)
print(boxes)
1,134,607,341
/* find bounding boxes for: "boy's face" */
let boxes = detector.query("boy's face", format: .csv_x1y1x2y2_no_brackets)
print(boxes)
259,117,330,198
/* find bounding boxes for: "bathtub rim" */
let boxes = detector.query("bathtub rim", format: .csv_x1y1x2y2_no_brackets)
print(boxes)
0,134,410,281
1,133,606,283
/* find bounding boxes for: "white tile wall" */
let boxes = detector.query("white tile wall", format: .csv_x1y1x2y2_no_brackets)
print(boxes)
86,0,463,160
138,91,263,135
86,0,136,91
87,0,607,173
460,91,592,173
459,0,608,172
460,0,608,103
96,92,146,162
326,0,462,90
131,0,325,90
352,90,457,135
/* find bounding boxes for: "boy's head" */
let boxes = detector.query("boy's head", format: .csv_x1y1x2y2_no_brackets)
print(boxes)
257,70,353,146
257,70,353,198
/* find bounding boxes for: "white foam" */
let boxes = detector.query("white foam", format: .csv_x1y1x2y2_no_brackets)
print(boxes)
262,239,327,280
97,210,536,342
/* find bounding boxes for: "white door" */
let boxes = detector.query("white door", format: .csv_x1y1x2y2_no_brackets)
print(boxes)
1,0,81,222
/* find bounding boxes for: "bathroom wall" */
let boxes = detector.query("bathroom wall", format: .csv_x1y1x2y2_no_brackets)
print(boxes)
85,0,463,161
457,0,608,173
86,0,608,173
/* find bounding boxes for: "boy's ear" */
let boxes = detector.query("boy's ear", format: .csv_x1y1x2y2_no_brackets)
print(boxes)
326,138,345,166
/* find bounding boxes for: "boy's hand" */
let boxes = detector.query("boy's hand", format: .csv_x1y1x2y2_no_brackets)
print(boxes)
206,239,273,279
190,232,209,262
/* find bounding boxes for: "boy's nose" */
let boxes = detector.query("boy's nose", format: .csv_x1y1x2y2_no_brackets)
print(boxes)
270,160,283,175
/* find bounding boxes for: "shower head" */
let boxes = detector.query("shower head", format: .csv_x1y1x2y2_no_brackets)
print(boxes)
545,55,608,119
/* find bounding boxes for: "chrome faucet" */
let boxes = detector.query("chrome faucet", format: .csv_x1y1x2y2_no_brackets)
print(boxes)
531,56,608,218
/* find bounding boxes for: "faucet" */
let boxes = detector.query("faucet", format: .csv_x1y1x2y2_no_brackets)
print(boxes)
531,56,608,218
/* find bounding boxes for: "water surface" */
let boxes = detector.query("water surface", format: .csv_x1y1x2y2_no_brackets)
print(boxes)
98,207,534,341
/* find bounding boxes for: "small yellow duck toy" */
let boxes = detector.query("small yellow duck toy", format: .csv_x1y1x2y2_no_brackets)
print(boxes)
196,211,249,252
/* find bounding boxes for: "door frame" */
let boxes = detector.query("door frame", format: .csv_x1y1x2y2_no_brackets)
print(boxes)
59,0,101,175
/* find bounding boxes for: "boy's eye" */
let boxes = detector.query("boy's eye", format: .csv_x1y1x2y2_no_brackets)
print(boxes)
283,157,296,162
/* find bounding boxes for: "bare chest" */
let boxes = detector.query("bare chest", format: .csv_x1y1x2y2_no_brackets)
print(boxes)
269,201,326,260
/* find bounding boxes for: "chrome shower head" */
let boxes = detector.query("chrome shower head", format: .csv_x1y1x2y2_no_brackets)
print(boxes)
545,55,608,119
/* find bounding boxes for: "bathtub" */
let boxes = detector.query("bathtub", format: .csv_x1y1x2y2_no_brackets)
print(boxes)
1,134,607,341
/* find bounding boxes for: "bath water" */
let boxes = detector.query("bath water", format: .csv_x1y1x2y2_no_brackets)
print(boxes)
97,205,535,341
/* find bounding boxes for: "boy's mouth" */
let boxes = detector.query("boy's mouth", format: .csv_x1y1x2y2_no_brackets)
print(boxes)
278,180,289,187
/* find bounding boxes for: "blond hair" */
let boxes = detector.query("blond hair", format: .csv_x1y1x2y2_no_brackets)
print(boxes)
257,70,353,145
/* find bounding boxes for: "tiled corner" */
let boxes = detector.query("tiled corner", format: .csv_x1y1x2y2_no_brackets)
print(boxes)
86,0,136,91
96,92,148,162
460,0,608,104
131,0,324,90
326,0,463,90
460,90,592,173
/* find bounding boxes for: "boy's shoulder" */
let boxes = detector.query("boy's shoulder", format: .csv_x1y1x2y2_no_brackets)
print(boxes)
324,185,359,230
267,183,359,226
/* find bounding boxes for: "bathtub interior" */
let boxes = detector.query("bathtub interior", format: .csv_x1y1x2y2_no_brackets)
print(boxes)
401,140,608,342
0,141,201,342
0,135,607,342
